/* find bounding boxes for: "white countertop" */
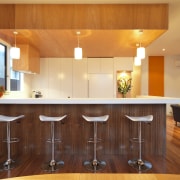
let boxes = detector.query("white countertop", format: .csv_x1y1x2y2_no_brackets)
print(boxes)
0,97,179,104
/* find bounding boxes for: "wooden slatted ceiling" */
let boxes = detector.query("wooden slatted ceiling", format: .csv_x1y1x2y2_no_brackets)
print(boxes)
0,29,166,58
0,4,168,58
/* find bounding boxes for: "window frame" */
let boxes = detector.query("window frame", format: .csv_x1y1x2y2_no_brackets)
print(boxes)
0,39,22,92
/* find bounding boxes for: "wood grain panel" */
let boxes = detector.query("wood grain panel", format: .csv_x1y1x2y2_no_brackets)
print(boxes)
12,44,40,73
0,4,168,58
0,104,166,159
0,5,15,29
0,29,166,58
14,4,168,29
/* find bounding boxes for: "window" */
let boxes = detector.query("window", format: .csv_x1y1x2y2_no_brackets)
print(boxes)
0,43,6,89
0,42,22,91
10,58,21,91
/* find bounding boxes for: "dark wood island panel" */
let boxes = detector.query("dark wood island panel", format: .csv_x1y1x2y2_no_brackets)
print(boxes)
0,104,166,158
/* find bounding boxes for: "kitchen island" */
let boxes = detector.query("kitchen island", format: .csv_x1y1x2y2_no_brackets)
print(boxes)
0,97,179,159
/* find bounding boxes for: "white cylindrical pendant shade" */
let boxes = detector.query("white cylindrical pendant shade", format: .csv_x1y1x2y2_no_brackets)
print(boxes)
10,47,20,59
134,57,141,66
137,47,145,59
74,47,82,60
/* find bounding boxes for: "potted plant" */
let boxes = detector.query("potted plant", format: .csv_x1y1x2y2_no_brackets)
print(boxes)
0,85,5,98
117,78,132,98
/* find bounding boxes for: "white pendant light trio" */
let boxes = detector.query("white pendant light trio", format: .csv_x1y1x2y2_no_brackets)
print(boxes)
10,31,20,59
74,31,82,60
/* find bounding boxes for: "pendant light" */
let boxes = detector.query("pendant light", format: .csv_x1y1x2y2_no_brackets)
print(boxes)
134,56,141,66
10,31,20,59
137,45,145,59
136,30,145,59
74,31,82,60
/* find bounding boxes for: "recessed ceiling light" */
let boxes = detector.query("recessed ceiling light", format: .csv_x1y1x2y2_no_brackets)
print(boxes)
162,48,166,51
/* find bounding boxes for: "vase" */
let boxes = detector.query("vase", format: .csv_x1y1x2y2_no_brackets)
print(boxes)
122,93,126,98
0,92,3,98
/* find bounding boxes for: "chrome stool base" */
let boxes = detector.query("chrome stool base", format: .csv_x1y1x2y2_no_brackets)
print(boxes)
84,160,106,171
3,159,17,170
128,159,152,172
0,115,24,171
42,160,64,172
39,115,67,172
82,115,109,172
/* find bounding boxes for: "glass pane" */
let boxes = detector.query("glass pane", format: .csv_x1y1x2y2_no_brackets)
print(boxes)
10,58,21,91
0,43,6,88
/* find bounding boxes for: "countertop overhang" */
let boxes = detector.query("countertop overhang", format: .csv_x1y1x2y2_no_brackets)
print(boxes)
0,97,179,104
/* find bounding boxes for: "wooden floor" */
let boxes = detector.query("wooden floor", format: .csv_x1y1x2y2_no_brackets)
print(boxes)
0,116,179,179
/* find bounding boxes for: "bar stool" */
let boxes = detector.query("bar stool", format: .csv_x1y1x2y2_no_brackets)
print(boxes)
39,114,67,172
82,114,109,171
125,115,153,172
0,114,24,170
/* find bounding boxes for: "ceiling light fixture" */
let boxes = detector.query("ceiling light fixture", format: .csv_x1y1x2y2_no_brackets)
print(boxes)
134,56,141,66
136,30,145,59
137,43,145,59
10,31,20,59
74,31,82,60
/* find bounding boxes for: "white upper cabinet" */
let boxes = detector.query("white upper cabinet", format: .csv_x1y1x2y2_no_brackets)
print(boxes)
88,58,113,74
114,57,134,71
60,58,73,98
73,59,88,98
48,58,62,98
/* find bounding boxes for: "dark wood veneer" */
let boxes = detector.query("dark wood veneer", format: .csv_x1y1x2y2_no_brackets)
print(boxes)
0,104,166,159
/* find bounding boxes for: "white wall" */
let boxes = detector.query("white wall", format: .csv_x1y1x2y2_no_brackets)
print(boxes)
165,56,180,115
140,57,149,96
164,56,180,97
141,55,180,115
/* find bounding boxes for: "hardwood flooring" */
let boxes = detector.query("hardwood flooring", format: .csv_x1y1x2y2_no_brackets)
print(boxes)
0,116,179,179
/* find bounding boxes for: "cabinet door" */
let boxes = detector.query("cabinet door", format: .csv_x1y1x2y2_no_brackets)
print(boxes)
88,74,114,98
13,44,29,72
88,58,100,73
114,57,133,71
13,44,40,74
73,59,88,98
48,58,61,98
100,58,113,73
29,45,40,73
60,58,73,98
88,58,113,74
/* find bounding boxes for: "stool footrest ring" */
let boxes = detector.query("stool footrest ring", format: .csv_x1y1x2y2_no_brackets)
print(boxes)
130,138,144,143
3,138,19,143
46,138,62,143
88,137,102,143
